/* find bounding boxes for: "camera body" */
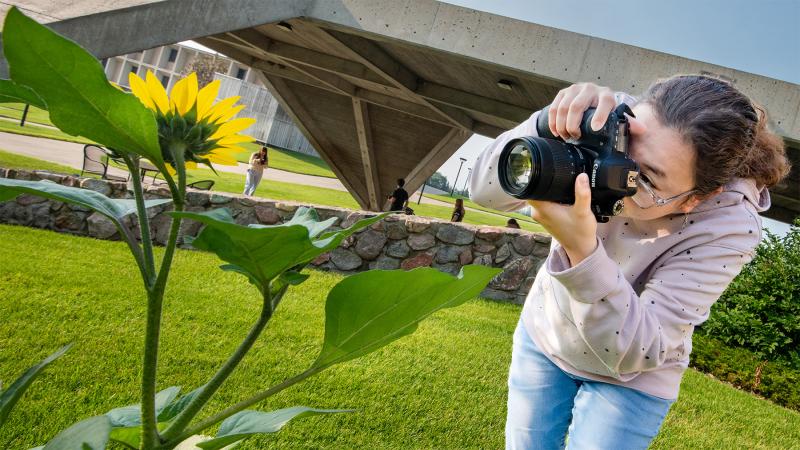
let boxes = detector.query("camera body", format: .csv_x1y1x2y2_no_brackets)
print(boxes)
498,103,640,222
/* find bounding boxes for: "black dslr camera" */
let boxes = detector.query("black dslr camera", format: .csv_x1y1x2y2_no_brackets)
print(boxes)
498,104,640,222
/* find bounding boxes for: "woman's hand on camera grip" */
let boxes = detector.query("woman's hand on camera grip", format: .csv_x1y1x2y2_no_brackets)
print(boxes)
528,173,598,267
549,83,617,140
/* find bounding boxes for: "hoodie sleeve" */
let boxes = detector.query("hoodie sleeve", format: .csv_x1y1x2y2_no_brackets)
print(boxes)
469,92,638,213
546,237,755,375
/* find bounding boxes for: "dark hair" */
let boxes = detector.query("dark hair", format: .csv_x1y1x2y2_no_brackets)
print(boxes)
397,178,405,187
258,146,268,164
640,74,790,196
454,198,464,210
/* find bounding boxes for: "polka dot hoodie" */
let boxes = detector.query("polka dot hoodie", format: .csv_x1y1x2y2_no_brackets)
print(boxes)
470,101,769,400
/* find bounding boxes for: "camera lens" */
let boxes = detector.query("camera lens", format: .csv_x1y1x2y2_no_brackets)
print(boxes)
506,144,534,189
498,136,589,203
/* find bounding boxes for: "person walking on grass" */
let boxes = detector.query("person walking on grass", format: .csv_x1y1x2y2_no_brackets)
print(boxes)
470,75,790,449
451,198,466,222
243,146,268,196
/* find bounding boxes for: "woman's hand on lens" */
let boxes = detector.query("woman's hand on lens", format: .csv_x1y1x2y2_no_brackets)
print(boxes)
548,82,617,140
528,173,598,267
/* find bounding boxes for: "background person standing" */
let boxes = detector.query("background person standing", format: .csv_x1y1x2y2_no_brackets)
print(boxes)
451,198,466,222
387,178,409,212
243,146,268,196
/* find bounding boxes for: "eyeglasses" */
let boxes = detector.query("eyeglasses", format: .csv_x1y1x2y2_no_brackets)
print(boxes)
631,175,696,209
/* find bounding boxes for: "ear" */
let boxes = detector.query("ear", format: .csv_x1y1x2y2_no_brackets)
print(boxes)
679,186,724,213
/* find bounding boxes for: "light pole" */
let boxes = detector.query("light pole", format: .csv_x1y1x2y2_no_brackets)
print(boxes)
461,168,472,194
451,157,467,196
417,177,428,204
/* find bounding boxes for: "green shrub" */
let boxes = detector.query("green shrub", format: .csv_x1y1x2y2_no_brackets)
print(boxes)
700,218,800,369
690,334,800,411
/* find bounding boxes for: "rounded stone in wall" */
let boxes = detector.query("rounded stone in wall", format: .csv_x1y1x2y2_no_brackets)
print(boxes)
185,191,211,207
436,224,475,245
370,255,401,270
330,248,363,270
384,221,409,240
512,234,537,256
87,212,118,239
490,257,535,291
401,251,434,270
474,254,493,266
476,227,505,242
405,217,431,233
54,210,87,231
408,233,435,250
254,205,281,224
79,178,112,196
432,262,460,276
355,230,387,260
386,240,411,258
436,245,467,263
495,243,512,263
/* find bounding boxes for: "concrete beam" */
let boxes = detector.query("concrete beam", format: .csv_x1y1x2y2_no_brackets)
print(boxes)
353,98,381,210
318,25,474,132
257,72,369,209
305,0,799,142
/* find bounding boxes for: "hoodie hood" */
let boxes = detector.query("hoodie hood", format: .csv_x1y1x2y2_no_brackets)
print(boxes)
692,178,771,214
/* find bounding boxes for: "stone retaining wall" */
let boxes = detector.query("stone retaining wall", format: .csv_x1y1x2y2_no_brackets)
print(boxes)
0,168,551,303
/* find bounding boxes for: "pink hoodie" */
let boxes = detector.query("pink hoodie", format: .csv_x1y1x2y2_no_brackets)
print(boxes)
470,105,769,399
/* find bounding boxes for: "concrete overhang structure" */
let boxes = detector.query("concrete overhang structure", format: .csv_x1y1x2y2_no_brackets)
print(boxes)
1,0,798,221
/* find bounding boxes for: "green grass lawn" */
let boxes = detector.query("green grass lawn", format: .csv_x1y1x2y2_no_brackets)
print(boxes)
0,149,545,231
0,119,94,145
0,225,798,449
425,192,538,225
0,103,54,127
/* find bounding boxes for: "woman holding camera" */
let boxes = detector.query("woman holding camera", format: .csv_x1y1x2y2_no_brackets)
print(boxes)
470,75,790,449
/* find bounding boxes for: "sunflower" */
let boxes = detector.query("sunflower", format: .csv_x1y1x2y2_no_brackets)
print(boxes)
128,71,255,171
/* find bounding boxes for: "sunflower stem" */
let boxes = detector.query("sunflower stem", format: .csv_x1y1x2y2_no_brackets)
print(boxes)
159,366,322,449
123,154,157,284
140,143,187,449
160,285,287,442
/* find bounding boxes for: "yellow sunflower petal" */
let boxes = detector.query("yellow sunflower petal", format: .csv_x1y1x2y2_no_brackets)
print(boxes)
207,151,240,166
170,73,198,116
209,117,256,140
196,79,221,120
110,81,127,92
145,71,170,114
216,134,255,146
205,96,241,124
128,73,156,111
185,161,197,170
215,104,245,123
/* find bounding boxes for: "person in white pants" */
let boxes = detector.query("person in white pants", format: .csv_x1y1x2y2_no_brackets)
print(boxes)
243,146,268,196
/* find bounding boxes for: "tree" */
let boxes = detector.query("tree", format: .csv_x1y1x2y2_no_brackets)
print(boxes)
183,52,229,88
427,171,450,192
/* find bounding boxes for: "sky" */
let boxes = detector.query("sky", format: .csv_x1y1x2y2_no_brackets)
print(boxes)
433,0,798,235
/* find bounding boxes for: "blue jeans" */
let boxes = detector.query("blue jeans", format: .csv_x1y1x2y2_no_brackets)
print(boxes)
506,321,674,450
